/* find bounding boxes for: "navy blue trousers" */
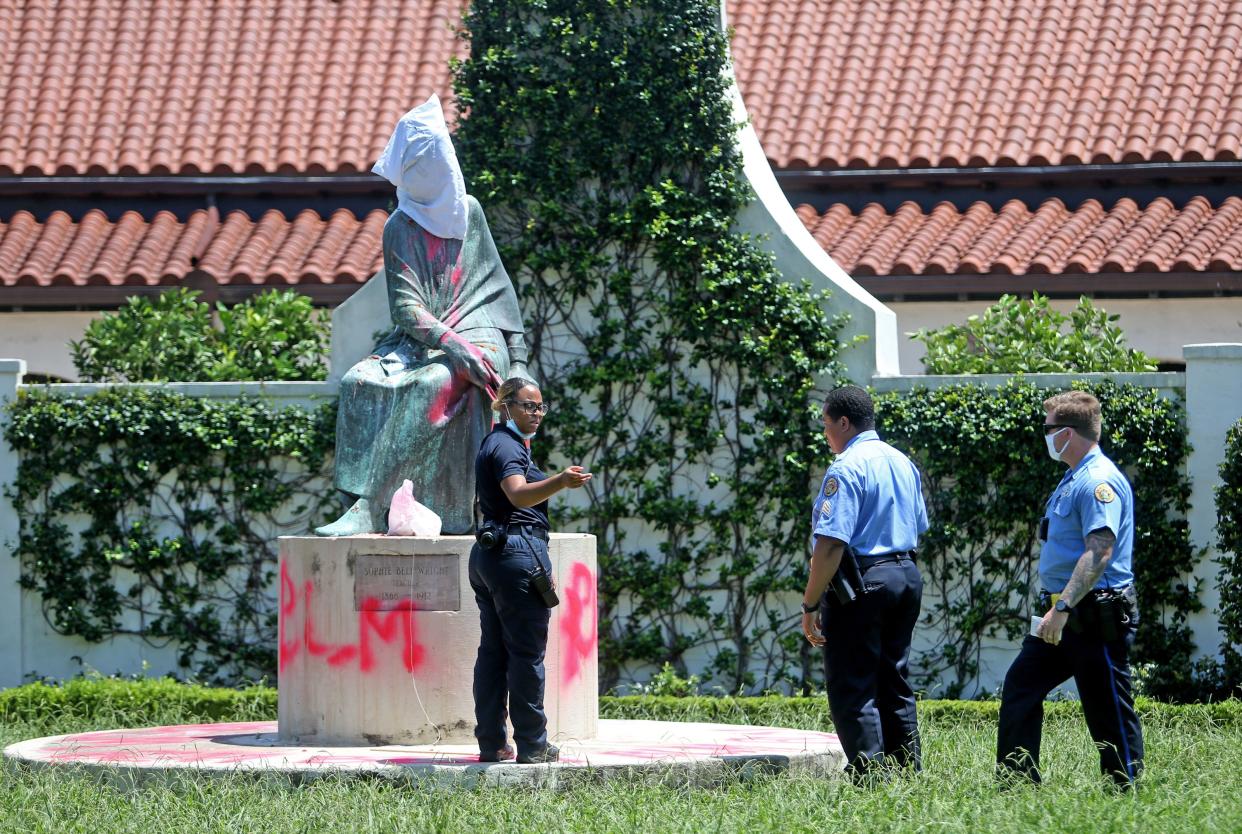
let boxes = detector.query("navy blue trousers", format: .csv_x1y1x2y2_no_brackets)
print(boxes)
997,615,1144,786
469,533,552,757
821,558,923,775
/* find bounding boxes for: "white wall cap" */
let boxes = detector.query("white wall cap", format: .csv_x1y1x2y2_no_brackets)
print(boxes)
1183,343,1242,360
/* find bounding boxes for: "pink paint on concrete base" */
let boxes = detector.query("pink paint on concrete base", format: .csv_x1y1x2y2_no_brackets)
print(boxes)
5,720,843,780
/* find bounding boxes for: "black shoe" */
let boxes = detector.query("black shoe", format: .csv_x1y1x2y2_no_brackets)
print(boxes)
478,744,515,762
516,744,559,764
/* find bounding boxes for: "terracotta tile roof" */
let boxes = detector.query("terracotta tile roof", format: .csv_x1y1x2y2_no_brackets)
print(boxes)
0,209,385,287
729,0,1242,169
795,196,1242,275
0,0,468,176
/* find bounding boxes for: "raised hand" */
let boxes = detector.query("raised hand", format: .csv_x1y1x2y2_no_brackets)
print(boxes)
558,465,592,489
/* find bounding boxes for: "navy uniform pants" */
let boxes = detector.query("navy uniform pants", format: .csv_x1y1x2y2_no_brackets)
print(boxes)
821,557,923,775
469,533,552,757
997,608,1143,786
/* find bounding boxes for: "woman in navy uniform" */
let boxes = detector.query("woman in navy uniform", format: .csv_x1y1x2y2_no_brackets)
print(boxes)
470,378,591,764
997,390,1142,787
800,385,929,779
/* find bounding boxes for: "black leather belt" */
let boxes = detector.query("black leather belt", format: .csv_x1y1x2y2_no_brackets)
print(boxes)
508,524,549,542
856,551,916,570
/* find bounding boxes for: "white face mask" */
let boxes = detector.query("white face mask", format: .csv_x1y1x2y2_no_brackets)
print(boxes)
504,406,537,441
505,418,536,441
1045,427,1072,462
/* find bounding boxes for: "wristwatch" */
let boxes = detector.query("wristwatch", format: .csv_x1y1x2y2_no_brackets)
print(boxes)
801,601,820,614
1054,597,1073,613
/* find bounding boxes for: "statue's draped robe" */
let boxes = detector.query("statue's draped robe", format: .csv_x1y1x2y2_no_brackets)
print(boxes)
334,196,526,534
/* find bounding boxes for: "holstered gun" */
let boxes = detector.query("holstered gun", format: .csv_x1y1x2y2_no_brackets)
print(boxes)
828,548,866,606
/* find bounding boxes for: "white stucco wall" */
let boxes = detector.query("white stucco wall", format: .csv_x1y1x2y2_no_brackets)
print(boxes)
1183,344,1242,663
0,312,102,381
892,297,1242,374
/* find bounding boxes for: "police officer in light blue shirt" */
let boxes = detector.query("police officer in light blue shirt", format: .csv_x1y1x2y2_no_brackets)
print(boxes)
997,390,1143,787
1039,447,1134,593
801,385,928,778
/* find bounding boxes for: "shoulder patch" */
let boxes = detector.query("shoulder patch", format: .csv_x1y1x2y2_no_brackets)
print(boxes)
1093,483,1116,504
823,477,839,497
821,499,831,516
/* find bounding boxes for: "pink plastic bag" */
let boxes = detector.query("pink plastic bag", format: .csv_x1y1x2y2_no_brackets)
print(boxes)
387,480,442,536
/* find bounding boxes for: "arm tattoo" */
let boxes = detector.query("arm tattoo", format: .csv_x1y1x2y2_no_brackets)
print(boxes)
1060,528,1116,607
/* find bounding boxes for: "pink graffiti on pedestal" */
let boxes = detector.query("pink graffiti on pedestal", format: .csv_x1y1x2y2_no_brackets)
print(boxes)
279,560,425,675
558,561,597,685
279,561,300,670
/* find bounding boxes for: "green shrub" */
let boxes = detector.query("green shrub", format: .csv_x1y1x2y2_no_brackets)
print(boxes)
71,288,218,382
0,677,276,724
71,289,330,382
213,290,331,382
1217,418,1242,690
910,293,1156,374
630,663,703,697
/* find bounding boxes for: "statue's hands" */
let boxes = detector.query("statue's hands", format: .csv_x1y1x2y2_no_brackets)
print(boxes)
439,331,503,398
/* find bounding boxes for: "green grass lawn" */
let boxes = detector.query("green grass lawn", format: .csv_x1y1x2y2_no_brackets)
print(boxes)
1,685,1239,833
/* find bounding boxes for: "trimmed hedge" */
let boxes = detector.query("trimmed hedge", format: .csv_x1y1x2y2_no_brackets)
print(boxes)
0,678,276,724
4,678,1240,729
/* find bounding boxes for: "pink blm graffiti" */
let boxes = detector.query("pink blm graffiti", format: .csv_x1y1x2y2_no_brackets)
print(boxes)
558,561,598,686
279,560,425,675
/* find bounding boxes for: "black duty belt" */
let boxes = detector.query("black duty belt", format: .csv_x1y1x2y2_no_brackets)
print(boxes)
508,524,549,542
1039,584,1135,607
856,550,916,570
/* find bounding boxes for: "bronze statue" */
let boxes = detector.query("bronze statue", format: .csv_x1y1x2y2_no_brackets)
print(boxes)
316,96,534,537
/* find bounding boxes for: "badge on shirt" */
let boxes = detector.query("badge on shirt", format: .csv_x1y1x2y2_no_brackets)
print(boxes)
821,500,832,516
823,477,839,497
1093,483,1116,503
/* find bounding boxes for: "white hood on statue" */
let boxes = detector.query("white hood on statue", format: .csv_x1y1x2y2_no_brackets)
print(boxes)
372,94,468,240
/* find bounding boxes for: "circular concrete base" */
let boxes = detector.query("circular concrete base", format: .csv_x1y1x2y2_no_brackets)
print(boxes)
4,719,844,788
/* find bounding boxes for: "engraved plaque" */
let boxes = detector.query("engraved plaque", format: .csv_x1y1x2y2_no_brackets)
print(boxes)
354,554,460,612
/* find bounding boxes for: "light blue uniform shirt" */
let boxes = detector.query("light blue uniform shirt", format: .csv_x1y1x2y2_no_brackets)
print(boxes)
1039,445,1134,592
812,430,929,555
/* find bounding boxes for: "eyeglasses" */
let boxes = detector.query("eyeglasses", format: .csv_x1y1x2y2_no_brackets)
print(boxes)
1043,423,1075,434
508,400,550,416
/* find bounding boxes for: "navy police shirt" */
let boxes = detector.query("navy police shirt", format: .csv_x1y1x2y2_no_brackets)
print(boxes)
812,430,929,555
1039,445,1134,592
475,425,550,529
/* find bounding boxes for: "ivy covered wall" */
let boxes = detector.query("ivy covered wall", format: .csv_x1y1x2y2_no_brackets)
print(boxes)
5,389,336,683
453,0,847,691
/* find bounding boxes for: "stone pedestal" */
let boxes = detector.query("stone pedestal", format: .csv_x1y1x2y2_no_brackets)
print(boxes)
277,534,598,746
